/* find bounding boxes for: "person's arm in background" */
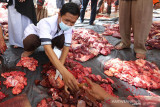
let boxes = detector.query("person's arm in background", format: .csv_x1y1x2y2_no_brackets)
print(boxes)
0,25,7,55
153,0,160,9
83,78,133,107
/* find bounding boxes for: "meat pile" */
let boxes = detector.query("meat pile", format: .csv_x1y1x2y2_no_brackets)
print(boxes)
68,28,114,62
0,81,6,101
96,14,110,19
146,23,160,49
102,23,160,50
1,71,27,94
37,59,117,107
101,24,121,38
104,58,160,89
127,95,160,107
16,57,38,71
0,3,8,24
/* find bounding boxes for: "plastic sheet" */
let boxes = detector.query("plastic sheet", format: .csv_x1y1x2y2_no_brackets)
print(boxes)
0,18,160,106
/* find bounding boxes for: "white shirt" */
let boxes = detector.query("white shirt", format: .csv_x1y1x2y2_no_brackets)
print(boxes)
24,15,73,46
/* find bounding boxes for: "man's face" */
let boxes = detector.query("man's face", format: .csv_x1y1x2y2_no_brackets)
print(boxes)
59,12,79,26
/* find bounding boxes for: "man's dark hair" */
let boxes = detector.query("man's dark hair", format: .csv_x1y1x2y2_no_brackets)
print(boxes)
60,3,80,17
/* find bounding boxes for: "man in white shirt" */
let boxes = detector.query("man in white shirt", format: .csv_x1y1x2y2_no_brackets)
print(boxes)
22,3,80,93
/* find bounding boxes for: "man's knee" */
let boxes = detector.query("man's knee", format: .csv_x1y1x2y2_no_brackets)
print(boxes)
23,34,40,51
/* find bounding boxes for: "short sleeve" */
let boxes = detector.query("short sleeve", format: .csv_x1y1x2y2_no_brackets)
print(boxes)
37,19,53,45
64,28,73,46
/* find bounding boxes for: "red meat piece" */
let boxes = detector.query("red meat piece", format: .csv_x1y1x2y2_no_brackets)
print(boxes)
101,30,114,36
147,39,160,49
0,91,6,101
68,28,114,62
77,100,86,107
112,32,121,38
1,71,27,94
127,95,160,107
47,69,64,89
37,98,56,107
100,83,117,97
16,57,38,71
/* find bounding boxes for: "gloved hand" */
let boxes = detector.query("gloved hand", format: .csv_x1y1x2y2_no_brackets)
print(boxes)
53,47,62,80
55,69,63,80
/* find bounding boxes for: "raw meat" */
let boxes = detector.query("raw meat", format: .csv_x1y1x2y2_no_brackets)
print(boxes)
102,24,120,37
102,23,160,50
68,28,114,62
36,62,64,89
0,91,6,101
0,3,8,24
0,81,6,101
16,57,38,71
104,58,160,89
1,71,27,94
127,95,160,107
37,59,117,106
37,98,56,107
46,69,64,89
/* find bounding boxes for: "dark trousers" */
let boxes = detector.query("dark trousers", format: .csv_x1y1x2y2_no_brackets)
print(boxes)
23,34,64,51
96,0,104,14
56,0,64,9
80,0,98,25
115,0,119,5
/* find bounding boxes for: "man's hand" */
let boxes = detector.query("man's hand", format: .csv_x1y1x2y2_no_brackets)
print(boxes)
44,45,79,94
0,40,7,54
0,26,7,55
62,70,79,94
154,2,160,9
83,78,108,101
0,37,7,64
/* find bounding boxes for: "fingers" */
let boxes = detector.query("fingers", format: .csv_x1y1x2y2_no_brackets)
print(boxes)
68,79,78,92
0,44,7,54
83,86,93,96
2,45,7,52
73,80,79,91
0,49,4,54
65,78,79,93
84,77,93,86
64,85,70,94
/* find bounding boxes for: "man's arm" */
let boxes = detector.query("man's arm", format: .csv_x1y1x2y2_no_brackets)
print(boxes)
44,44,79,93
59,46,69,65
83,78,133,107
0,25,7,54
